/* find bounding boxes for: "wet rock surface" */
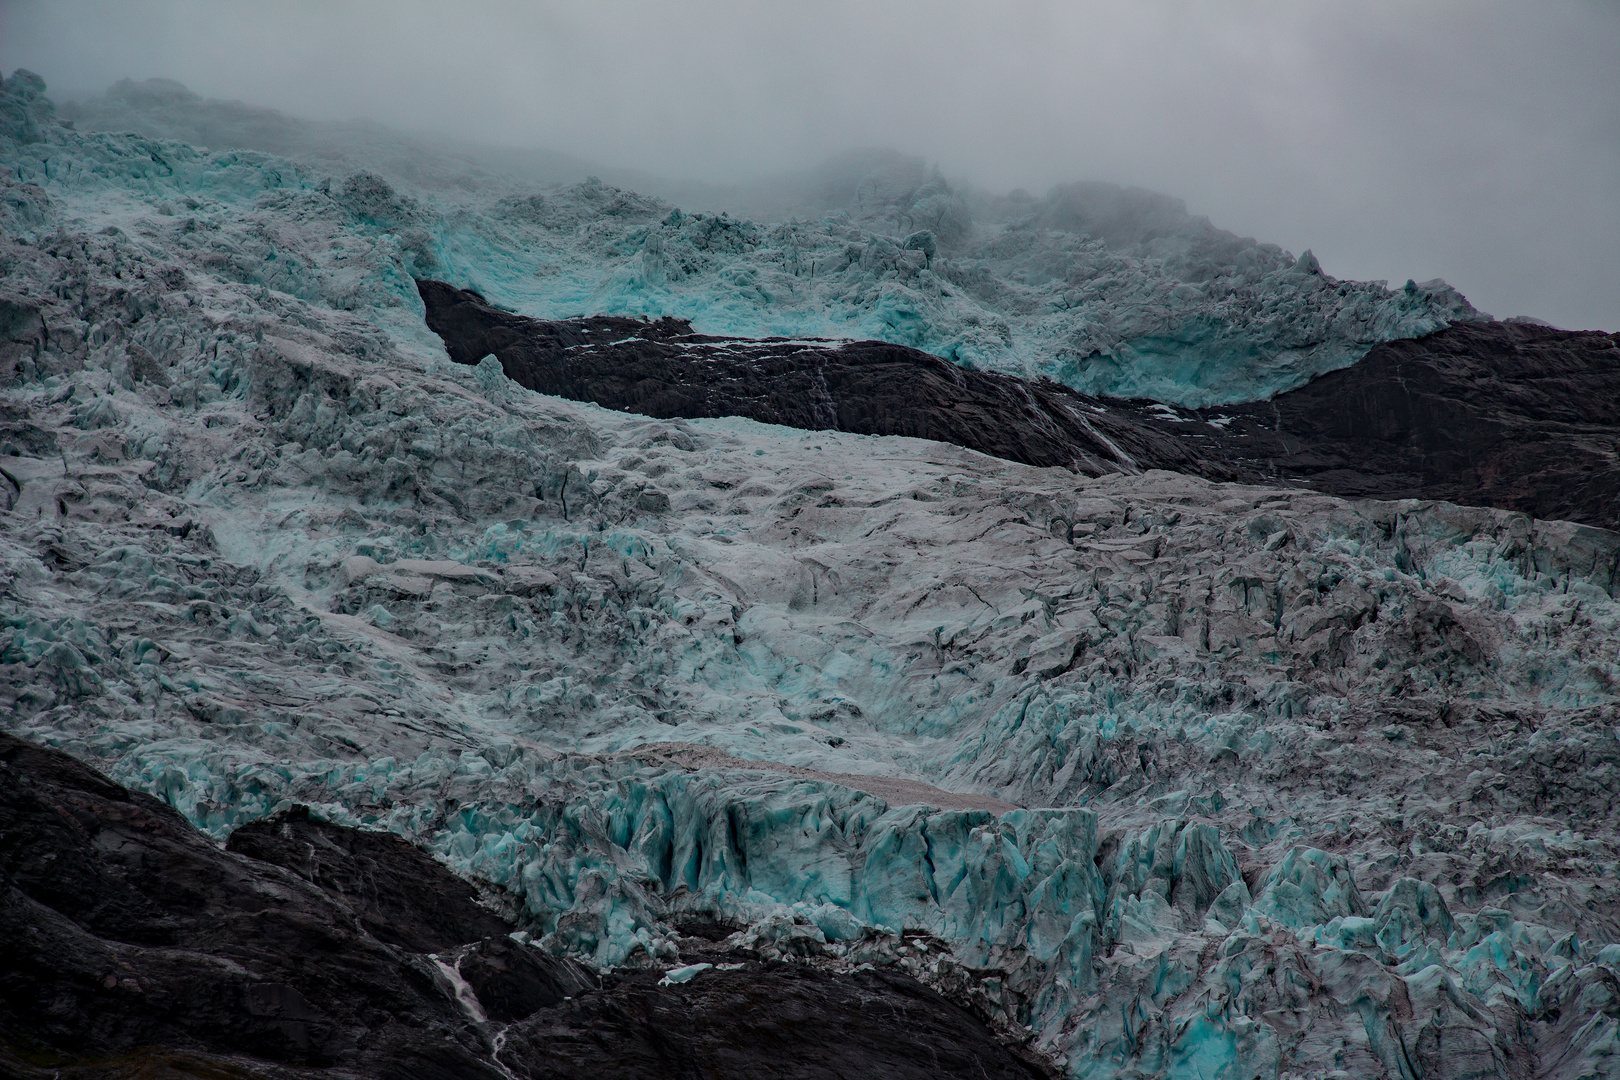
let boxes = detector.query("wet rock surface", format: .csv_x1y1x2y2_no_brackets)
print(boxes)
0,732,1043,1079
1197,319,1620,529
225,804,516,954
419,279,1620,529
415,278,1217,479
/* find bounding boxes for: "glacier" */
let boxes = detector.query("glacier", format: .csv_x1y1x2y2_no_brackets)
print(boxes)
53,76,1489,409
4,67,1620,1079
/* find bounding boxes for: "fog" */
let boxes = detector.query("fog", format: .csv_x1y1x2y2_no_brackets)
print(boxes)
5,0,1618,330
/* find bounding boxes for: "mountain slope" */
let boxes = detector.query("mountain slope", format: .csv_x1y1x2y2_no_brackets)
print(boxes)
4,68,1620,1080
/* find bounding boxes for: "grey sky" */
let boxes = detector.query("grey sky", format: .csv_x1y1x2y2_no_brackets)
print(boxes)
6,0,1618,330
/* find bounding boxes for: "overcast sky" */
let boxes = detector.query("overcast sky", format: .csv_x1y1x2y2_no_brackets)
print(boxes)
6,0,1618,330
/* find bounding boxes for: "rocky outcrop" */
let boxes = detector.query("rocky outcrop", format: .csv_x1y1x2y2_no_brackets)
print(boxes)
0,729,565,1076
0,732,1048,1079
414,278,1216,479
504,959,1052,1080
1194,319,1620,529
225,804,517,953
418,279,1620,528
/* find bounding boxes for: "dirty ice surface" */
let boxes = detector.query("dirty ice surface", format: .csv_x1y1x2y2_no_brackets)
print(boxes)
5,71,1620,1079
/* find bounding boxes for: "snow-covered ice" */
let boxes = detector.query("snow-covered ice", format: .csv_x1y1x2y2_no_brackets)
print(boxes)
56,77,1487,409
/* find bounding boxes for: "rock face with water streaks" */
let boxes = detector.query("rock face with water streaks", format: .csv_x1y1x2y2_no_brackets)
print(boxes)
0,733,1045,1079
0,729,572,1076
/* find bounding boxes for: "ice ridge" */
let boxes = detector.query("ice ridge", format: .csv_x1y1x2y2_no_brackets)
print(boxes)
55,76,1488,408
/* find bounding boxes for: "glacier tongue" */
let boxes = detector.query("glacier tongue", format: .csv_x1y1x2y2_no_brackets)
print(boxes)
4,68,1620,1079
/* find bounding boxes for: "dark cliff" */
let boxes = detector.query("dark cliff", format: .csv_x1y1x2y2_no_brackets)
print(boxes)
1198,320,1620,528
418,279,1620,528
414,278,1221,480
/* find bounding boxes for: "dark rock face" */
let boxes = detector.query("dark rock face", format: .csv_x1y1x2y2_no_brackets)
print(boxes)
414,278,1219,480
417,279,1620,528
0,732,1050,1080
1194,320,1620,529
0,730,530,1077
225,805,514,954
503,960,1053,1080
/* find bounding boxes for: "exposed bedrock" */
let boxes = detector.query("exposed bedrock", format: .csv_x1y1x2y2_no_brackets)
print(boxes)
418,278,1620,528
0,732,1049,1080
1204,320,1620,530
414,277,1220,479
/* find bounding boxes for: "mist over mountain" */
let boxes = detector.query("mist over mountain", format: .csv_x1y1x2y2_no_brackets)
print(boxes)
53,76,1489,410
12,0,1618,333
58,76,653,198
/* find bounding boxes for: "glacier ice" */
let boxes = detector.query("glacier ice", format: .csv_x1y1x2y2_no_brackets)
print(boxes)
3,68,1620,1078
659,962,712,986
423,181,1486,409
54,76,1488,409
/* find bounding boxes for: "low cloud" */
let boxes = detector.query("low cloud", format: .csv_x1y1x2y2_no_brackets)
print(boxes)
5,0,1616,328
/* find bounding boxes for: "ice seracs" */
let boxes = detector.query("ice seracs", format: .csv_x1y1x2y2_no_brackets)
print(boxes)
57,74,1488,408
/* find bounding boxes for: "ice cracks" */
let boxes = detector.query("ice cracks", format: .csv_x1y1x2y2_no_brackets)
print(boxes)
429,182,1487,408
